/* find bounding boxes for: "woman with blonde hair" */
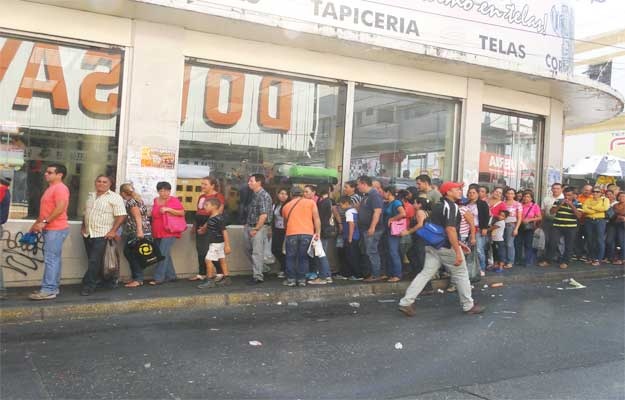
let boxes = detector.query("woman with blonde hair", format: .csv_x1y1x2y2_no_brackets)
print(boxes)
119,183,152,288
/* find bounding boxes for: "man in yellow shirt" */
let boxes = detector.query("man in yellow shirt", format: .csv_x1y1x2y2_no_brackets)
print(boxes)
582,187,610,266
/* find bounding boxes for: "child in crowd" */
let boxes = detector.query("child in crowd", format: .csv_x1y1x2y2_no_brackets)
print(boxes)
339,196,363,281
198,198,232,289
490,210,508,272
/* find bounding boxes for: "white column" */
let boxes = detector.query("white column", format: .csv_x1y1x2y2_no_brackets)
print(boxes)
458,78,484,187
542,98,565,198
123,20,185,202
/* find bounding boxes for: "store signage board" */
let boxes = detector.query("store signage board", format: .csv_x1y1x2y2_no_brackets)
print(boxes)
138,0,575,77
0,37,121,137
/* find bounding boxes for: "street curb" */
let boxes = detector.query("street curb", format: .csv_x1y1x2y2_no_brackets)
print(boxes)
1,267,623,324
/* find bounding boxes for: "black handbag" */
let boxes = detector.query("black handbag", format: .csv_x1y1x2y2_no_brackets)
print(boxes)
128,237,164,269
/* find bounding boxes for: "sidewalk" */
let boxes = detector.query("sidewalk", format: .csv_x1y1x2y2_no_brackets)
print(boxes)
1,262,623,323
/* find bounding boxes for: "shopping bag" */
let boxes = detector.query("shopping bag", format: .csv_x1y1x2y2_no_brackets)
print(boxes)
102,239,120,279
532,228,546,250
464,244,480,283
390,219,407,236
129,237,164,269
307,238,326,258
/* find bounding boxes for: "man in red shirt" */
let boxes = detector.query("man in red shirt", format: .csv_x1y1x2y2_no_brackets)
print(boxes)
29,164,70,300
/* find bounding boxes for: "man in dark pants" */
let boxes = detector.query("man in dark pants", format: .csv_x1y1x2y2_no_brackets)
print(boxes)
539,187,582,269
357,176,384,282
80,175,126,296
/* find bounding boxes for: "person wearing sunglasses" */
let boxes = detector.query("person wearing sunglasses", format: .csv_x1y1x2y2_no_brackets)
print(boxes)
582,187,611,266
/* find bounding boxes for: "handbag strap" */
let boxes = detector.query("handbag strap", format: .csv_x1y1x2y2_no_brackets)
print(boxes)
284,198,303,228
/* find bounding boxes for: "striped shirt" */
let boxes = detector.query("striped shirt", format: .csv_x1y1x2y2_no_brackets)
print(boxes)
553,200,581,228
84,190,127,238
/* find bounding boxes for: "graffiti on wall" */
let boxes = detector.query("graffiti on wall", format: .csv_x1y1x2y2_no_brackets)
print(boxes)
0,229,44,276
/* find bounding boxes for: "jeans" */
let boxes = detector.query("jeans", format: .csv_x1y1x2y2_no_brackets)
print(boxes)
399,246,474,311
285,234,312,282
605,222,617,260
271,227,286,272
243,225,267,280
575,223,588,258
344,239,362,278
585,219,607,261
616,223,625,260
387,234,402,278
123,236,147,282
0,226,4,294
153,237,177,282
362,228,383,277
492,241,505,263
41,228,70,294
311,238,332,278
475,231,487,271
407,235,426,275
82,237,110,289
520,229,536,266
503,223,516,264
378,230,390,276
548,227,577,264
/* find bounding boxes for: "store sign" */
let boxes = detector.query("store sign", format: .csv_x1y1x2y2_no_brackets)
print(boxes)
479,151,516,175
180,64,316,153
136,0,575,76
0,37,122,137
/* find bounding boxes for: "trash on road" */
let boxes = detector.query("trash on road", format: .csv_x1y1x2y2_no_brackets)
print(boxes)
556,287,564,291
209,328,219,331
490,282,504,288
144,363,151,369
583,300,592,303
377,299,396,303
249,340,263,346
501,311,517,314
487,321,494,328
437,289,445,294
349,302,360,308
276,301,283,305
394,342,403,350
567,278,586,289
287,302,298,307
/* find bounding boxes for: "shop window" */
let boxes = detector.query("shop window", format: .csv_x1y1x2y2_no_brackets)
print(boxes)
479,109,543,191
349,87,458,185
179,62,347,224
0,35,122,220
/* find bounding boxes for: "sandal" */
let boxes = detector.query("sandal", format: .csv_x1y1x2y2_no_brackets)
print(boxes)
503,263,513,269
612,260,623,265
148,280,164,286
124,280,143,288
387,277,401,283
188,275,205,281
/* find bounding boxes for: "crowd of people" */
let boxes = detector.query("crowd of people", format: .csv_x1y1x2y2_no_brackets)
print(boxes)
19,163,624,306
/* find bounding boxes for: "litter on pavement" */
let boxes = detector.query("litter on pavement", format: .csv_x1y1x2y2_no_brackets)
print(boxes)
349,302,360,308
567,278,586,289
249,341,263,346
394,342,403,350
490,282,504,288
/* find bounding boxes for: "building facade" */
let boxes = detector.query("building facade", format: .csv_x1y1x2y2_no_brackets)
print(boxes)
1,0,622,286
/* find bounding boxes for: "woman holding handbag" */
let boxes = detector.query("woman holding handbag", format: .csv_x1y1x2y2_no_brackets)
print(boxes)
150,181,185,285
519,191,542,267
119,183,152,288
383,186,406,282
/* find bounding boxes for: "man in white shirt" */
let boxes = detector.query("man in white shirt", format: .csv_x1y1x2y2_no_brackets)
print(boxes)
541,183,564,262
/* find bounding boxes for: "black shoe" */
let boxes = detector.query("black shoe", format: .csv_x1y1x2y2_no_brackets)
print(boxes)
246,278,264,285
80,287,95,296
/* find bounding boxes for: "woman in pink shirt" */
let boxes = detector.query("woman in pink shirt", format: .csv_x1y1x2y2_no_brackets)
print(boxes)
519,191,542,267
491,188,523,269
150,181,185,285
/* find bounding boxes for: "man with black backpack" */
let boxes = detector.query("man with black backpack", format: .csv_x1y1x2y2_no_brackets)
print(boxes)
398,181,485,317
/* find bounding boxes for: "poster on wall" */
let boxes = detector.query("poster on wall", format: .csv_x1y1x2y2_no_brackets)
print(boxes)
140,147,176,169
126,148,178,206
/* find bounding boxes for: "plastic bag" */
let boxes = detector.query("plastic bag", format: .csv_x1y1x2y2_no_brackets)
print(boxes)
307,238,326,258
103,239,120,279
532,228,545,250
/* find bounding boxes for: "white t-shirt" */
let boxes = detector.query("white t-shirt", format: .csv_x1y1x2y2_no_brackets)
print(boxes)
492,220,505,242
345,208,358,223
542,193,564,218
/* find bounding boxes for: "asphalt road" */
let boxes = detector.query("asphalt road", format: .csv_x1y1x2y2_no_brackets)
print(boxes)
2,277,624,400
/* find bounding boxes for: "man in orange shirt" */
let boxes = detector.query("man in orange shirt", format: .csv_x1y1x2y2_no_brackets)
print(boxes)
29,164,70,301
281,186,321,287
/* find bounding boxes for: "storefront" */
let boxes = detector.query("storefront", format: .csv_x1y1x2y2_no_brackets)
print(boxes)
0,0,622,286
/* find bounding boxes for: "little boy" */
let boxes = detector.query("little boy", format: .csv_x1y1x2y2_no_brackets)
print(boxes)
198,198,232,289
490,210,508,272
339,196,362,280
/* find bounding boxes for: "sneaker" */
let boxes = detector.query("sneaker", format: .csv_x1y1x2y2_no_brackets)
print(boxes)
305,272,318,280
198,279,216,289
480,270,486,277
559,263,569,269
216,276,232,286
297,280,307,287
277,272,286,279
80,287,95,296
538,261,550,267
29,291,57,300
333,274,348,280
465,303,485,314
214,274,224,282
308,278,327,285
398,304,416,317
246,278,264,285
283,279,296,287
349,276,364,281
446,285,457,293
324,277,333,284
